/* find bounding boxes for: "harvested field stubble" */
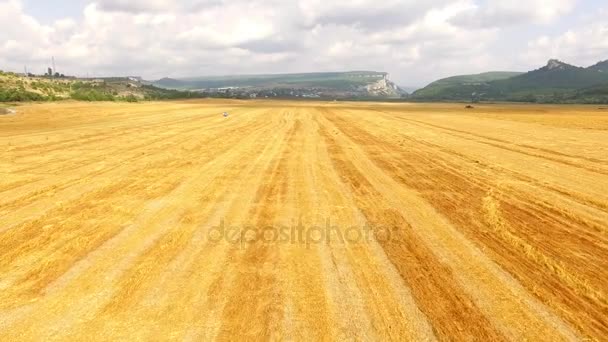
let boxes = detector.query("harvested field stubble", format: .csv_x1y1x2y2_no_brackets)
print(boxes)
0,100,607,340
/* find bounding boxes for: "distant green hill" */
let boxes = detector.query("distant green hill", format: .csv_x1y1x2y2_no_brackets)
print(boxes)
152,71,406,97
0,71,201,102
413,71,522,99
155,71,388,90
493,60,608,92
413,59,608,103
588,60,608,73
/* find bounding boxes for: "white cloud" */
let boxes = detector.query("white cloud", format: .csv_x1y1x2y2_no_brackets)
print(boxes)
0,0,599,86
525,20,608,67
298,0,456,29
451,0,576,28
95,0,175,13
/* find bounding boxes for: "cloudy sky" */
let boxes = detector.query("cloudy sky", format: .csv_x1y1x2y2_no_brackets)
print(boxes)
1,0,606,86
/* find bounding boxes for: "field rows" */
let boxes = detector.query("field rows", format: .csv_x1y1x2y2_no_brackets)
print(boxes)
0,101,607,340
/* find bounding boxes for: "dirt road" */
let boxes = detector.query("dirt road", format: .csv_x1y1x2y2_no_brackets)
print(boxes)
1,100,607,340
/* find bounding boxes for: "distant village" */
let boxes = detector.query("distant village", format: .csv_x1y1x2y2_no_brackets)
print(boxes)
195,87,324,99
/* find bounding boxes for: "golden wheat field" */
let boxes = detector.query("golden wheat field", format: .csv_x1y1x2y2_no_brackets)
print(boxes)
0,100,607,341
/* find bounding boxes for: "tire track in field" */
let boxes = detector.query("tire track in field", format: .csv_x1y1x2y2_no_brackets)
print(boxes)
0,107,239,191
146,112,298,341
360,109,608,213
307,111,437,341
322,109,605,340
0,110,280,338
271,110,334,340
5,105,236,158
50,110,295,340
345,110,608,286
215,116,299,340
45,113,289,340
346,109,608,258
379,109,607,215
0,112,264,234
0,110,265,231
391,113,608,169
0,111,269,312
316,113,507,341
0,102,225,138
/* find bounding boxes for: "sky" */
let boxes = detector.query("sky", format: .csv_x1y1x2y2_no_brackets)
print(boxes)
1,0,606,87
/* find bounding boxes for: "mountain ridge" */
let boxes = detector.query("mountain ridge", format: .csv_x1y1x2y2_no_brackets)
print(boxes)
588,60,608,73
413,71,523,99
413,59,608,103
151,71,407,98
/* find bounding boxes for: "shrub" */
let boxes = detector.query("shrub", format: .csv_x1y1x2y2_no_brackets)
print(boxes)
122,94,139,102
0,87,45,101
70,89,116,101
